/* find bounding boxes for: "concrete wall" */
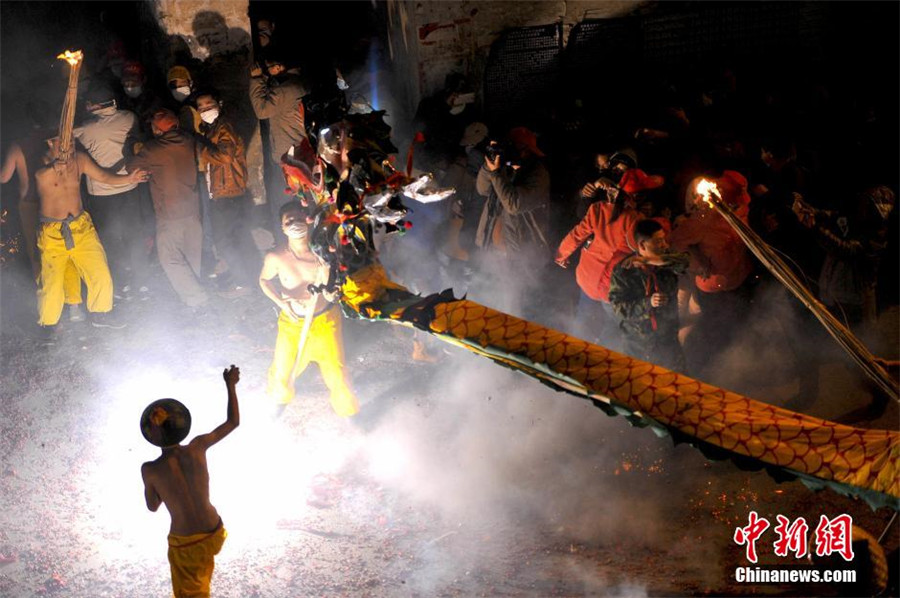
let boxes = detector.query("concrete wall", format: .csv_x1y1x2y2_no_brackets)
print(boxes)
385,0,645,113
153,0,251,60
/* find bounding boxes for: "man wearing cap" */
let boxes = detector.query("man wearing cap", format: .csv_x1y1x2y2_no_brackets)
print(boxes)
576,148,638,219
475,127,551,279
140,365,240,598
556,168,664,348
128,109,209,309
167,65,201,134
74,83,146,295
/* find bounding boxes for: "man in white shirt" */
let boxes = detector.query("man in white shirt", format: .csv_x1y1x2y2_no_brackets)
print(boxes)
75,82,148,294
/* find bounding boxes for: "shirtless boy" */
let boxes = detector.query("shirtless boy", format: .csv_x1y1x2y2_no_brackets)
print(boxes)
34,138,148,330
140,365,241,598
259,202,359,418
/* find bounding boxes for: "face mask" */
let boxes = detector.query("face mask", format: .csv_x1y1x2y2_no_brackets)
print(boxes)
200,108,219,124
873,200,894,220
171,86,191,102
124,85,142,98
91,106,117,118
284,223,308,239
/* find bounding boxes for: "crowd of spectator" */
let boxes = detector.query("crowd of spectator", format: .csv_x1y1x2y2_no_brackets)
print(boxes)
1,10,897,416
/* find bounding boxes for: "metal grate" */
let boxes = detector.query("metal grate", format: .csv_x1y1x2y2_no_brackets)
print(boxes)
565,17,640,74
642,3,806,64
484,23,562,125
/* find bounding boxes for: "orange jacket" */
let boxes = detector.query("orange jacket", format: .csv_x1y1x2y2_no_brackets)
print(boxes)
670,170,753,293
669,207,752,293
556,202,643,302
201,120,247,200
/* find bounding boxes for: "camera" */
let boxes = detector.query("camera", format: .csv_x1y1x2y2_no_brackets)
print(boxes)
482,140,518,167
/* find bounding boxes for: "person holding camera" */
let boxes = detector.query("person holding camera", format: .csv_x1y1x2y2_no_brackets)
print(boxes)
473,127,552,316
575,148,638,219
555,168,663,349
475,127,551,275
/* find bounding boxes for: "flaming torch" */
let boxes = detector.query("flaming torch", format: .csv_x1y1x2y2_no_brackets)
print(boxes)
694,178,898,403
55,49,84,165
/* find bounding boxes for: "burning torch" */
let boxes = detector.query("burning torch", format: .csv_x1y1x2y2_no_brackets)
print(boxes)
694,178,898,404
55,50,84,166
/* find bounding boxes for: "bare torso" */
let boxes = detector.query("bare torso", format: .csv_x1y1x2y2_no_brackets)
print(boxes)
34,157,83,220
268,244,328,316
142,441,220,535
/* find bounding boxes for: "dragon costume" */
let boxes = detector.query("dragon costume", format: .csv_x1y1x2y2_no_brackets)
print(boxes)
279,109,899,512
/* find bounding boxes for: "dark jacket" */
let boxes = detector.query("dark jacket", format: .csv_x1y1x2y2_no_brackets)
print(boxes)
249,70,307,163
608,252,689,368
200,119,247,200
816,211,887,321
127,130,199,221
475,160,551,256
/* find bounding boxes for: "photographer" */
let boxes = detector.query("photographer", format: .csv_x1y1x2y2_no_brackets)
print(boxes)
475,127,551,259
555,168,663,348
576,148,638,219
473,127,551,315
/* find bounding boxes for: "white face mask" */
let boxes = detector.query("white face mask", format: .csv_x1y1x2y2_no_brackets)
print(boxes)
171,86,191,102
284,223,308,239
91,106,117,118
200,108,220,124
124,85,142,98
874,200,894,221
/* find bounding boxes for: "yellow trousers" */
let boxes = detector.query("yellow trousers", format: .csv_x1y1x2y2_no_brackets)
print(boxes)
167,522,227,598
23,199,81,303
63,260,83,305
267,306,360,417
36,212,113,326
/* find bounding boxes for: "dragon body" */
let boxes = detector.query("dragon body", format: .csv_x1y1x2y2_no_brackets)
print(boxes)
281,107,899,512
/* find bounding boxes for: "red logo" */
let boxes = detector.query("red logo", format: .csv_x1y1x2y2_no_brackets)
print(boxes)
734,511,770,563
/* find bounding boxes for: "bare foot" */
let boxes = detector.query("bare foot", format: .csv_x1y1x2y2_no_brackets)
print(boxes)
411,339,439,363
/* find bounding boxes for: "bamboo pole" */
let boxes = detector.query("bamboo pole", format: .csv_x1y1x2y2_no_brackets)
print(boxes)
698,182,898,404
55,50,83,165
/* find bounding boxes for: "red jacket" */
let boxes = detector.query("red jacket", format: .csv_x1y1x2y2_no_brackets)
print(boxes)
670,170,753,293
669,206,752,293
556,202,643,302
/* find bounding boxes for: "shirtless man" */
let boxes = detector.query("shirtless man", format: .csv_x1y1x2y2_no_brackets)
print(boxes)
259,202,359,418
33,139,147,331
140,365,240,598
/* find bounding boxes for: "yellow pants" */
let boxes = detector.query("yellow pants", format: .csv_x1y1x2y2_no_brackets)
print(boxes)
267,306,360,417
36,212,113,326
63,260,83,305
167,522,227,598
